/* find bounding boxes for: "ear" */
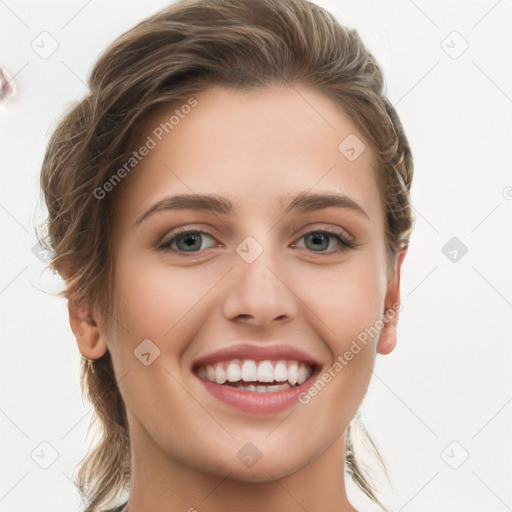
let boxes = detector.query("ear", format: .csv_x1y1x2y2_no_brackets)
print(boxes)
377,246,408,355
68,297,109,360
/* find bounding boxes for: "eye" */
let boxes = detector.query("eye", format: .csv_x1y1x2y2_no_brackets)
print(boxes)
159,228,218,254
158,227,355,255
292,229,355,253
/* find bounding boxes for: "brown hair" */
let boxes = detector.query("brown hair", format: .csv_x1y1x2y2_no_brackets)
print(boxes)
38,0,414,510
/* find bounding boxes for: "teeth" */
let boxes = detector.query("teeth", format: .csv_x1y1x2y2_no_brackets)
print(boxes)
287,362,298,386
216,365,227,384
206,365,216,382
273,360,288,382
198,359,313,387
241,360,257,381
226,360,241,382
256,360,274,382
297,363,307,384
266,384,288,392
232,382,291,392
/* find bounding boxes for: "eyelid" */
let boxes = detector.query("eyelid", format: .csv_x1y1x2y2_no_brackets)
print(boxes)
289,221,355,245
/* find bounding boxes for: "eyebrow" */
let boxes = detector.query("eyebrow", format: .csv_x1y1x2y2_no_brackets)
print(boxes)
134,191,370,227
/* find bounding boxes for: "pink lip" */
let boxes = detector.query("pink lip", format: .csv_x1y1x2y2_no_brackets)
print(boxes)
191,342,322,414
196,367,321,414
191,342,321,369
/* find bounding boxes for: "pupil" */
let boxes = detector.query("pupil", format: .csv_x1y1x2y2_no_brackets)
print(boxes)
179,234,200,251
308,233,328,251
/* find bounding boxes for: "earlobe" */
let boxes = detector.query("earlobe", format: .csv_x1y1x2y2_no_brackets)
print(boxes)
68,298,108,360
377,246,408,356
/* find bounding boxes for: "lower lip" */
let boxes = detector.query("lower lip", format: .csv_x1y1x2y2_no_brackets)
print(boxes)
196,372,318,414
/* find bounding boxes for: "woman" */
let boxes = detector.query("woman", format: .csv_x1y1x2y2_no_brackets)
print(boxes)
39,0,414,510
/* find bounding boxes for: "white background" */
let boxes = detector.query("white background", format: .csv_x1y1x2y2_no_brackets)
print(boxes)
0,0,511,511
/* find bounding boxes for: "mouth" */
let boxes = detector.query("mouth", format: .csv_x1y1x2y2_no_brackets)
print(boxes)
194,359,315,392
192,349,321,414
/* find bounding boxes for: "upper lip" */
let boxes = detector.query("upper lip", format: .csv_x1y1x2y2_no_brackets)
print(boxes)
191,343,321,370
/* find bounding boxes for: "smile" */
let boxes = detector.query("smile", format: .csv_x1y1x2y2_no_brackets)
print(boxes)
194,360,320,414
197,359,313,391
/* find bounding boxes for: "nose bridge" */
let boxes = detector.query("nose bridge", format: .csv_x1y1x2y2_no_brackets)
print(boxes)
236,234,284,296
222,233,297,325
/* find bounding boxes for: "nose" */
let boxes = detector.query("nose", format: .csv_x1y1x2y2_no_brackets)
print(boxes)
222,240,298,328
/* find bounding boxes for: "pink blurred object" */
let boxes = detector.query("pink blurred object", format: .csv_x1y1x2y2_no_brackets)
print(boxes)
0,68,16,101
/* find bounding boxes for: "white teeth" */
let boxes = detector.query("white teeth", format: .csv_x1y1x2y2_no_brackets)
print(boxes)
256,360,274,382
198,359,314,387
215,365,227,384
273,360,288,382
287,362,298,386
226,360,241,382
241,360,257,381
206,365,216,382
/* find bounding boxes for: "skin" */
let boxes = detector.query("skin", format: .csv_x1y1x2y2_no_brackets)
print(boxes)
69,84,407,512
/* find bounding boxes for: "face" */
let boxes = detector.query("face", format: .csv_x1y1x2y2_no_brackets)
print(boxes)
103,84,397,481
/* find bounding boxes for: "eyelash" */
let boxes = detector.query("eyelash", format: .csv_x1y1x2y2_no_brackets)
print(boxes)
158,226,357,255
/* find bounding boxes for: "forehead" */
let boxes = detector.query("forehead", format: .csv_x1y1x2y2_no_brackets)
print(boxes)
115,84,383,226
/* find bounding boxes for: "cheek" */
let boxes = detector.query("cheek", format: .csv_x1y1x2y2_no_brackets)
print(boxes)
306,255,387,341
300,265,384,414
108,257,204,431
112,253,204,340
299,253,386,397
108,254,223,386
